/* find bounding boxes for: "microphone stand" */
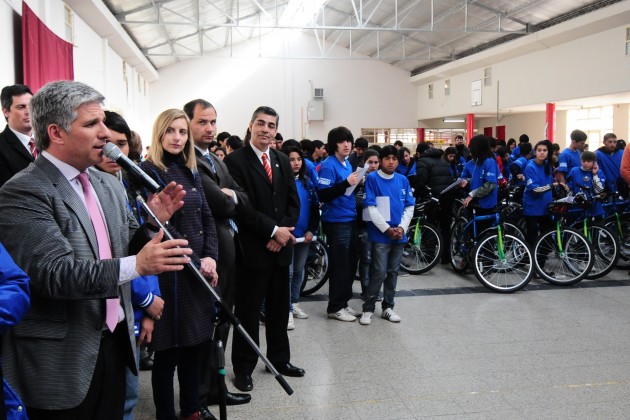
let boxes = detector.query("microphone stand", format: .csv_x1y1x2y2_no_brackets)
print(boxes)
136,194,294,400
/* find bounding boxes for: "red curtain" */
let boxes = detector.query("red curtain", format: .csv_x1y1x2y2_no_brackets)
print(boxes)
483,127,493,137
22,2,74,92
496,125,506,141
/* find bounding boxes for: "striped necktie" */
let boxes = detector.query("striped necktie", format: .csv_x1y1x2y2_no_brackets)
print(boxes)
262,152,272,182
28,138,37,158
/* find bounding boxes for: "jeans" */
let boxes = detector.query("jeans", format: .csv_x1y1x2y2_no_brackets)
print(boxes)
289,242,310,309
323,221,357,313
123,346,141,420
355,224,371,294
363,242,404,313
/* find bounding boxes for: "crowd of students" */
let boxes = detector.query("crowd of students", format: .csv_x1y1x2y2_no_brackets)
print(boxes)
1,79,627,420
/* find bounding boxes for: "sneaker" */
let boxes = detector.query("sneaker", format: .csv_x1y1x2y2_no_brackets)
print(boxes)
292,303,308,319
327,308,356,322
381,308,401,323
345,306,361,317
359,312,373,325
287,312,295,330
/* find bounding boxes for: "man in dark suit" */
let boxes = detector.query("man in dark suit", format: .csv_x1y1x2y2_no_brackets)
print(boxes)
223,106,304,392
0,84,35,187
0,80,192,420
183,99,252,414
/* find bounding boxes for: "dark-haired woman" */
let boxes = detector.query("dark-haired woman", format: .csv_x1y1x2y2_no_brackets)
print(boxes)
460,135,499,238
394,147,416,179
523,141,566,247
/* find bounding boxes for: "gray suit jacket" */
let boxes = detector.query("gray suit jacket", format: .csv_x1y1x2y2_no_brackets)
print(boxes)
0,156,139,410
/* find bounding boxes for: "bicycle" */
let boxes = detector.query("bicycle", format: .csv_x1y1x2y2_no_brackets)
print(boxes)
563,189,620,279
400,194,443,275
601,194,630,268
300,235,330,296
532,198,595,285
450,204,534,293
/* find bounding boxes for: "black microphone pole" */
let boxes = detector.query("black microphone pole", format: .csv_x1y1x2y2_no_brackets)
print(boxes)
135,194,294,397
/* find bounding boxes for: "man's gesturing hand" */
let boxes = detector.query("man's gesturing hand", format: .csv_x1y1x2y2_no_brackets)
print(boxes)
135,229,192,276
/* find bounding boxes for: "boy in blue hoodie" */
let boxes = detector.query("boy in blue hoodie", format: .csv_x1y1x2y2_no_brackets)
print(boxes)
566,151,606,218
359,146,415,325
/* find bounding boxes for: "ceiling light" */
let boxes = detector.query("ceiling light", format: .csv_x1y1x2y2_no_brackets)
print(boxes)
443,118,465,123
279,0,328,27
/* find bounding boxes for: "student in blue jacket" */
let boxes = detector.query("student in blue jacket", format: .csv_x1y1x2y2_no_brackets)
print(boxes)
283,146,320,327
595,133,623,195
395,147,417,178
523,141,567,247
1,241,30,420
317,127,361,322
510,142,532,187
566,151,606,218
359,146,415,325
460,134,499,222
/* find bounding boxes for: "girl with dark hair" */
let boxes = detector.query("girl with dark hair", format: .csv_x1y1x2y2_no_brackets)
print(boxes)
522,141,567,246
283,147,320,327
394,147,417,178
459,135,499,243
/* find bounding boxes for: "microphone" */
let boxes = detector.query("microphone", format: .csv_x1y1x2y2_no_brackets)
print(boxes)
103,142,161,194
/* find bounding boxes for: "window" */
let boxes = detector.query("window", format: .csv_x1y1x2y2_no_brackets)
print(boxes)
428,84,433,99
64,4,74,44
444,79,450,96
484,67,492,86
361,128,418,145
626,27,630,55
566,105,613,149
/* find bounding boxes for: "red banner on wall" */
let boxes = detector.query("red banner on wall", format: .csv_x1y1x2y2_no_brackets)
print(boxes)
22,2,74,92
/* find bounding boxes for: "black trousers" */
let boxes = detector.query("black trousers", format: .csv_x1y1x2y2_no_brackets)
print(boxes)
525,215,553,248
231,265,290,375
152,344,203,420
199,233,237,405
26,324,128,420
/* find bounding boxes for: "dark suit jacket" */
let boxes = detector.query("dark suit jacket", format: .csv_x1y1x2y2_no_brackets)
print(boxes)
195,149,248,273
224,145,300,268
0,156,141,410
0,125,34,188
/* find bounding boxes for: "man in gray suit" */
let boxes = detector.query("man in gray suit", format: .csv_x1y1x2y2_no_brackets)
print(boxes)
0,80,193,420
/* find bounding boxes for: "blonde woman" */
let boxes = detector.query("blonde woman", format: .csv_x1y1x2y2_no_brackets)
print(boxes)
139,109,219,420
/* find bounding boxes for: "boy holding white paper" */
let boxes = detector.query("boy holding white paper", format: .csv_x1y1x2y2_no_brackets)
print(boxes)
360,146,415,325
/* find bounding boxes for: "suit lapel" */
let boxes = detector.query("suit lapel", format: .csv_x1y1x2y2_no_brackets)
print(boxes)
37,157,100,258
3,126,34,162
245,146,272,186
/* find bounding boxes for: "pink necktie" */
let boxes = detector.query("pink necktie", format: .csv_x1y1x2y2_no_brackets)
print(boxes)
28,138,37,158
262,153,272,182
77,173,119,332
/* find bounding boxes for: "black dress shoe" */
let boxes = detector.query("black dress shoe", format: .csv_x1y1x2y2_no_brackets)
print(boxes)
266,362,305,377
199,406,217,420
234,374,253,392
208,391,251,406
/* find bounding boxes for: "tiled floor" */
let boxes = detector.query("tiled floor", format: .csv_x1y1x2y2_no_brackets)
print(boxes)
135,265,630,419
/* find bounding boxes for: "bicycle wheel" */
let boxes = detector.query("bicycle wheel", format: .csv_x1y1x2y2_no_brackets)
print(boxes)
534,226,593,285
585,224,619,279
472,232,533,293
603,216,630,268
400,222,443,274
300,239,329,296
450,218,470,273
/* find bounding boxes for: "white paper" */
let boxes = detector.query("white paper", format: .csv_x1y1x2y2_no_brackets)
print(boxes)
294,235,318,243
440,178,465,195
344,163,369,196
362,196,390,222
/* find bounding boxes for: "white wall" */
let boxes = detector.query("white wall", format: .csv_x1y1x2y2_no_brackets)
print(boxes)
1,0,150,137
148,31,418,142
413,2,630,143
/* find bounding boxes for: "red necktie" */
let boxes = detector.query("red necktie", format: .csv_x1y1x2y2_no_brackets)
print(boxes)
262,152,272,182
28,138,37,158
77,173,119,332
